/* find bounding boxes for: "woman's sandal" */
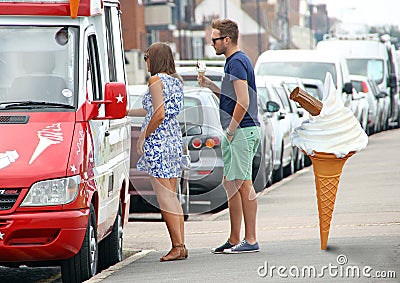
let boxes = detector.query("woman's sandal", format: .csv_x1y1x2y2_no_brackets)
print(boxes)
160,244,188,262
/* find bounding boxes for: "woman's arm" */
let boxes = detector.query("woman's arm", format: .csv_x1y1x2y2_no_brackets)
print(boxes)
143,76,165,138
127,108,147,117
136,76,165,155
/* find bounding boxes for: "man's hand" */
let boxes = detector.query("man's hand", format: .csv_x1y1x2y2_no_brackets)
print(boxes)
197,75,212,88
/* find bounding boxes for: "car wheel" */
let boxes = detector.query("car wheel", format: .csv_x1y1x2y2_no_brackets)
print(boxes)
62,204,98,283
265,145,274,187
98,200,123,271
283,148,295,177
253,141,267,193
272,151,284,183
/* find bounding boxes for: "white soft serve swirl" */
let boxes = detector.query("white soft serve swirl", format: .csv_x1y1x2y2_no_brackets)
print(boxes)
291,73,368,158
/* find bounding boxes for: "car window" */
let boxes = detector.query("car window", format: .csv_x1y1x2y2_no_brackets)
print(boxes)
257,87,269,111
274,86,292,112
347,58,384,84
257,62,337,86
177,97,203,125
303,84,321,99
351,80,363,93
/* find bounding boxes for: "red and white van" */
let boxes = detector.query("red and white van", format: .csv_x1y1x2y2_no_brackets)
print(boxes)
0,1,130,282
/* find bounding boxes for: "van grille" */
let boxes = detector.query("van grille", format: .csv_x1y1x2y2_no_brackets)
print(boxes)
0,189,21,211
0,115,29,124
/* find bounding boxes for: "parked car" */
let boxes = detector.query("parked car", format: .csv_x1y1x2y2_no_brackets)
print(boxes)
253,49,373,137
256,76,294,183
178,86,273,212
317,33,400,128
301,78,324,100
175,62,272,194
127,85,190,220
177,86,225,212
254,49,354,109
260,76,306,172
368,77,391,131
350,75,390,134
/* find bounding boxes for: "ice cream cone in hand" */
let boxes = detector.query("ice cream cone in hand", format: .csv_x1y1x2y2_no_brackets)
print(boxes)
309,151,354,250
290,73,368,250
196,61,206,77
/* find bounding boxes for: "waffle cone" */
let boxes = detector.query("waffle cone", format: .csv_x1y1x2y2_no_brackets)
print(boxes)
309,151,355,250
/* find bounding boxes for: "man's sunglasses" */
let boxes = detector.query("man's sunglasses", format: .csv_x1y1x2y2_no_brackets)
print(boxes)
211,36,227,44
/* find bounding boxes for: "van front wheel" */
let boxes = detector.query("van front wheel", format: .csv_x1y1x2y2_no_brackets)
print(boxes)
61,204,98,283
98,200,123,270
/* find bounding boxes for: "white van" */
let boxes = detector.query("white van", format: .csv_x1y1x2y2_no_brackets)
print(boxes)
317,33,400,127
0,1,130,282
254,49,354,107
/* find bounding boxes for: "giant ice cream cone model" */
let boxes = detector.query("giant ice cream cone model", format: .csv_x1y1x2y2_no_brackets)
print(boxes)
310,151,354,250
290,73,368,250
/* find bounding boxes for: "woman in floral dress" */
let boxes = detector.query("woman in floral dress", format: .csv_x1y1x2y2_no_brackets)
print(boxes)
127,42,187,261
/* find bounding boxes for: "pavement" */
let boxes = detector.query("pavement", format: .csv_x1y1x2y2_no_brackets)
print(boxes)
87,129,400,283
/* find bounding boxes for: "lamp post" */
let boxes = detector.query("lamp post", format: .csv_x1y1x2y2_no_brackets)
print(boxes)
256,0,262,54
308,0,313,49
224,0,227,18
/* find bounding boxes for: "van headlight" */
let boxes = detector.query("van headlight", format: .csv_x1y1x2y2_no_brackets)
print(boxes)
21,176,80,206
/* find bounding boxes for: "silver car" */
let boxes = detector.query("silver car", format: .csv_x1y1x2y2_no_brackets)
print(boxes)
256,77,294,183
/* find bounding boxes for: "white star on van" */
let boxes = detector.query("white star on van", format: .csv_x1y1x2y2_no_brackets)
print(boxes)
116,94,124,103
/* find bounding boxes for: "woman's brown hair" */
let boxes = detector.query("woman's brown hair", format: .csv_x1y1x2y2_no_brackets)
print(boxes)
145,42,182,82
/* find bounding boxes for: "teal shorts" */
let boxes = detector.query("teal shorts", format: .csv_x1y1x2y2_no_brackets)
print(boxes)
222,126,260,181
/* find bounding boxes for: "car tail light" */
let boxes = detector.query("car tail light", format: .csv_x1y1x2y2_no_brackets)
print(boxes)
191,137,202,149
205,136,220,148
361,81,369,93
190,136,221,150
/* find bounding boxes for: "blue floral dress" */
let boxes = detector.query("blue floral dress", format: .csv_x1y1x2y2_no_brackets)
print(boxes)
136,73,184,178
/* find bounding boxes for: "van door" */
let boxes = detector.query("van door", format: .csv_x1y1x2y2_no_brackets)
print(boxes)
84,30,115,238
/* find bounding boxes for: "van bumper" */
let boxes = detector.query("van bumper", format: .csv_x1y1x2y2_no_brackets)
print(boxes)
0,209,88,264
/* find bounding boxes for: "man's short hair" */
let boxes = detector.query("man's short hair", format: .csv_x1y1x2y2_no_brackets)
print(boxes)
211,18,239,44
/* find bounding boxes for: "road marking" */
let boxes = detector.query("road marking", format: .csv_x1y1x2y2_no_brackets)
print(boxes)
259,222,400,230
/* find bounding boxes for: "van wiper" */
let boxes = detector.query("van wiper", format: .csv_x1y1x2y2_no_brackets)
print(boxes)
0,101,74,109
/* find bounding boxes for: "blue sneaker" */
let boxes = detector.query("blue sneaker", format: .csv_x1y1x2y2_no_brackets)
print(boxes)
211,240,235,254
223,239,260,253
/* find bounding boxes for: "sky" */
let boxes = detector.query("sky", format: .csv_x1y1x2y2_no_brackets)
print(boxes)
311,0,399,27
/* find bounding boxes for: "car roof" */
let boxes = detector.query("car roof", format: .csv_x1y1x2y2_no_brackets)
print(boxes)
175,60,225,67
256,49,342,64
349,74,369,81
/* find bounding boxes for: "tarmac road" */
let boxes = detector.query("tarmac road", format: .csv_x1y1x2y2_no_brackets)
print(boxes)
87,129,400,283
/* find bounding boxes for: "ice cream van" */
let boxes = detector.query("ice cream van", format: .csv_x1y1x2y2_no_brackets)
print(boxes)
0,1,130,282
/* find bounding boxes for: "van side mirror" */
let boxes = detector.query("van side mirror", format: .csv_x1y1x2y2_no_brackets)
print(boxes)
343,82,353,94
92,82,128,120
266,101,280,113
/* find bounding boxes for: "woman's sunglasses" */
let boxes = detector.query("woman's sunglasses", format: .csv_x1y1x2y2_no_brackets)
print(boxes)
144,54,149,61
